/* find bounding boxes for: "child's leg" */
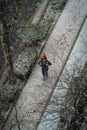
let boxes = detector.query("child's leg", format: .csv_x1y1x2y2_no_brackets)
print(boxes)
44,70,48,80
42,68,48,81
45,70,48,78
42,69,45,80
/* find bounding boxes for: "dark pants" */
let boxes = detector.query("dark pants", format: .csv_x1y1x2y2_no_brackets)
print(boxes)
42,66,48,80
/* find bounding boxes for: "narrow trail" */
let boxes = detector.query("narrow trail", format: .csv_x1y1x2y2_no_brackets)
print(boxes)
32,0,50,25
37,17,87,130
3,0,87,130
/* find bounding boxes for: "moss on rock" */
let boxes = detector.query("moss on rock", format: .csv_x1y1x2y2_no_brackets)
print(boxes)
16,22,45,46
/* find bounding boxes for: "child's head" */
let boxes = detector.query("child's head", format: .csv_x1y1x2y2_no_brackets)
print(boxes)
40,53,47,60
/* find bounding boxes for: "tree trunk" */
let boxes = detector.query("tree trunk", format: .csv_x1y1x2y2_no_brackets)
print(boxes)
2,23,16,84
0,1,16,84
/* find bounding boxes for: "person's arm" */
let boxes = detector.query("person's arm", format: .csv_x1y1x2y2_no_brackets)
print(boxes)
46,60,52,66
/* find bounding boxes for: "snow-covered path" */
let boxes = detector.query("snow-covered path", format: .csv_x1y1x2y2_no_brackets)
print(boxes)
3,0,87,130
37,17,87,130
32,0,49,25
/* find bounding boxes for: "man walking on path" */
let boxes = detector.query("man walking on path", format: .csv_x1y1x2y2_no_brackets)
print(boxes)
38,53,52,81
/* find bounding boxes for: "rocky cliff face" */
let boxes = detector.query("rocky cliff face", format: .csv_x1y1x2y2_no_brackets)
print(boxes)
0,0,41,69
3,0,41,56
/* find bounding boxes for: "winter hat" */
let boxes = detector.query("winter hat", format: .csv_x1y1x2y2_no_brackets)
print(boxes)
40,53,47,60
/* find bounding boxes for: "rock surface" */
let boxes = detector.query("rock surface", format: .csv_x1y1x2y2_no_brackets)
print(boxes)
3,0,87,130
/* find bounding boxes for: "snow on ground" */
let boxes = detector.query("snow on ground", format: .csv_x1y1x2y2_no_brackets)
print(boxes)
37,17,87,130
32,0,49,25
3,0,87,130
